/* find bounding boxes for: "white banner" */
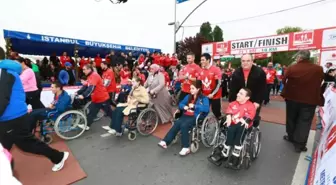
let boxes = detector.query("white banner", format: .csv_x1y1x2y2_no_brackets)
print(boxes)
40,86,81,107
309,86,336,185
230,34,289,55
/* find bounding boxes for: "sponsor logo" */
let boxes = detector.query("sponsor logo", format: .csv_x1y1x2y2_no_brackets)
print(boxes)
322,28,336,48
202,77,211,90
293,31,314,45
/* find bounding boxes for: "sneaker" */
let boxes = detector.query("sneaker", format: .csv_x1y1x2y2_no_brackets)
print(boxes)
78,124,90,131
179,148,190,156
108,129,117,135
158,141,167,149
115,132,123,137
52,152,69,172
102,125,112,131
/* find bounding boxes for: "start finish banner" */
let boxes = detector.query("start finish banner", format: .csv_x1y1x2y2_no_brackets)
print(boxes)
203,26,336,58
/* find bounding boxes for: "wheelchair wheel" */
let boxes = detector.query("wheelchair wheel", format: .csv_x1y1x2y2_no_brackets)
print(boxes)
54,110,87,140
201,113,219,148
41,134,53,144
128,131,137,141
250,129,262,161
190,141,199,153
136,108,159,136
83,101,105,122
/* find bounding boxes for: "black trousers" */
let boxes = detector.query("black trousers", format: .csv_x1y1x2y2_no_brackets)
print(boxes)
285,100,316,147
264,84,274,103
225,123,247,146
26,90,45,109
210,98,221,118
87,100,113,127
0,114,63,164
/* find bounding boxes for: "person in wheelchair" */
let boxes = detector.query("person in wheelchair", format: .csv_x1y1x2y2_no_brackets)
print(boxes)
209,88,256,167
102,76,149,136
28,82,71,131
158,80,210,156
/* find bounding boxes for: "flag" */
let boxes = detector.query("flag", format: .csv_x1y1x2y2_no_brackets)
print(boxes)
177,0,189,4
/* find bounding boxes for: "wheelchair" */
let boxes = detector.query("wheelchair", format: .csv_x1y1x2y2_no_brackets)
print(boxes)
170,110,218,153
37,109,88,144
207,116,262,170
122,102,159,141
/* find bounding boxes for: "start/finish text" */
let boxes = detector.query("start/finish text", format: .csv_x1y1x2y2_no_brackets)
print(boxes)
231,35,289,50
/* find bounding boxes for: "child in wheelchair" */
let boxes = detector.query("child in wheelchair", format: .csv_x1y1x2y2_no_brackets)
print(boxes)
158,80,210,156
208,88,256,167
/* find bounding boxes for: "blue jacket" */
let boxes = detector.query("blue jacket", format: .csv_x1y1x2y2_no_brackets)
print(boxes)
179,94,210,118
49,90,72,118
0,60,28,122
58,70,69,85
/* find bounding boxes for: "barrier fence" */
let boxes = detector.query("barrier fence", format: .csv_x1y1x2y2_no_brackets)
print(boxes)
306,84,336,185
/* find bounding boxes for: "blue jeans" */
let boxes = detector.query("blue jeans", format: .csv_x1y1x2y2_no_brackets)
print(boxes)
163,115,196,148
110,106,126,133
87,100,113,127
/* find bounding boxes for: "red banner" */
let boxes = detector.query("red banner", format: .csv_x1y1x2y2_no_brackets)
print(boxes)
202,26,336,57
213,41,230,56
253,53,269,59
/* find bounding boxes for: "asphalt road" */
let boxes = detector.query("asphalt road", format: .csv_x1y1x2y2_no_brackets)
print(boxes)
68,118,300,185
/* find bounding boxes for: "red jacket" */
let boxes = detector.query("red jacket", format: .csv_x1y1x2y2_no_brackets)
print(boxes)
225,101,256,128
164,57,171,67
94,57,102,67
264,68,276,84
163,71,170,86
102,68,116,93
171,57,178,66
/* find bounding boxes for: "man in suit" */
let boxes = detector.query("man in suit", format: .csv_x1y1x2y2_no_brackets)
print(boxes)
229,54,266,127
281,50,324,153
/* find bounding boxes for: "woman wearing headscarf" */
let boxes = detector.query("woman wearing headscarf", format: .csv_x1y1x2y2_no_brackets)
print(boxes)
144,64,173,124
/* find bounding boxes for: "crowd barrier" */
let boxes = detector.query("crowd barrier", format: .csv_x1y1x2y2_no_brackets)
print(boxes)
306,84,336,185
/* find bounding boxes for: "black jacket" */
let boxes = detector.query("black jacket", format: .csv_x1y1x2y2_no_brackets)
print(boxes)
229,65,266,104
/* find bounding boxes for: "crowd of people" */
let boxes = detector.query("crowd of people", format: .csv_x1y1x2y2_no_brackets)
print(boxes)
0,45,335,184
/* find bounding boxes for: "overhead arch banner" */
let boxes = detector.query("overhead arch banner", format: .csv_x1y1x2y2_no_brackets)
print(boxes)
203,26,336,58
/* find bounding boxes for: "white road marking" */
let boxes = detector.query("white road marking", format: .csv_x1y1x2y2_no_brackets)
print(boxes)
291,130,316,185
100,133,112,137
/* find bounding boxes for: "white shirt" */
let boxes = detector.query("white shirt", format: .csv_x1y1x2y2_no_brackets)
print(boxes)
0,144,22,185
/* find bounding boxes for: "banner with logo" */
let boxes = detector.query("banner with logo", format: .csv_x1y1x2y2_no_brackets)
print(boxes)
213,42,230,57
320,49,336,72
230,34,289,55
307,86,336,185
202,26,336,62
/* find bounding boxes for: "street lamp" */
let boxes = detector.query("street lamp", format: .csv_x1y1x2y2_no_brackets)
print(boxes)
169,0,209,54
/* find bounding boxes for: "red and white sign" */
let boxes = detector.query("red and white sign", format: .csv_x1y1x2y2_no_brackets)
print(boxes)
230,34,289,55
320,49,336,72
293,31,314,46
308,86,336,185
213,41,230,56
253,53,269,59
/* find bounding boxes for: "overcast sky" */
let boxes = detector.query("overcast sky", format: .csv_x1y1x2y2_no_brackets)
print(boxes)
0,0,335,53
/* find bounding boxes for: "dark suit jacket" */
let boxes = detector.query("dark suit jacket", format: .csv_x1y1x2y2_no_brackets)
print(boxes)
229,65,266,105
281,60,324,106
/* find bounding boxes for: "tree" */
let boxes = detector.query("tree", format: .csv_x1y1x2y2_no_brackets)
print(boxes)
212,26,224,42
176,33,209,64
199,22,213,42
273,26,303,66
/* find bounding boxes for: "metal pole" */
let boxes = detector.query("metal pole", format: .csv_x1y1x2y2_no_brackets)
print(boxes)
173,0,177,53
175,0,208,34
